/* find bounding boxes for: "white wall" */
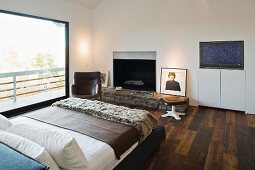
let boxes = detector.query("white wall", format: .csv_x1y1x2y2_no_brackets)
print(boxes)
0,0,93,88
92,0,255,113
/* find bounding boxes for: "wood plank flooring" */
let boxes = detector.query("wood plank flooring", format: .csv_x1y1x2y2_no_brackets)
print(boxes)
143,106,255,170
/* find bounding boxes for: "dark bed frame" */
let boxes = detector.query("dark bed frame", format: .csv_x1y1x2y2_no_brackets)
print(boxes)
114,126,166,170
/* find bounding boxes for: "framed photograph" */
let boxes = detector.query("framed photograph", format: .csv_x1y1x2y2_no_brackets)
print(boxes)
100,70,109,87
160,68,187,96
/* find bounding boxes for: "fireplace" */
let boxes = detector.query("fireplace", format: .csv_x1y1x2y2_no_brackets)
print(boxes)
113,52,156,91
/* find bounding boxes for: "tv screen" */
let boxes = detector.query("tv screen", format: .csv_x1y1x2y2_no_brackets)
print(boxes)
200,41,244,69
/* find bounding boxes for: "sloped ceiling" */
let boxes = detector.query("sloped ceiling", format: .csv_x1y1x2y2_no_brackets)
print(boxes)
63,0,103,9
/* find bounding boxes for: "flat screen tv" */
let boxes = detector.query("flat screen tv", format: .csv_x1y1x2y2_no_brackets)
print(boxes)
199,41,244,69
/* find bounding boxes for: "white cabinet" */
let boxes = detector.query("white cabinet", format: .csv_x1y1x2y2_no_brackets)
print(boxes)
221,70,245,111
198,69,246,111
198,69,221,108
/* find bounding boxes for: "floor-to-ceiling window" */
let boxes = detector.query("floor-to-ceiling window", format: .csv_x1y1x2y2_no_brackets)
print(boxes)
0,10,69,116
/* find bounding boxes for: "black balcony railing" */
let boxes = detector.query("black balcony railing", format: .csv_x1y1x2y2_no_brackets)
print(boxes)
0,68,65,102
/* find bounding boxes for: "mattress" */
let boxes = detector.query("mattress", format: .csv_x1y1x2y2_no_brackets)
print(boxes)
11,116,138,170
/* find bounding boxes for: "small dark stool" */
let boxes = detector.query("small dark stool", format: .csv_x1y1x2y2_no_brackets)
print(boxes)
160,96,189,120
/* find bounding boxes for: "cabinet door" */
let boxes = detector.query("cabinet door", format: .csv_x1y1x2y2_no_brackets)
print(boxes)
198,69,221,108
221,70,245,111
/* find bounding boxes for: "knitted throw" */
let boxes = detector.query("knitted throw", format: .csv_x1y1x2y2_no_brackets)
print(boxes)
52,97,158,142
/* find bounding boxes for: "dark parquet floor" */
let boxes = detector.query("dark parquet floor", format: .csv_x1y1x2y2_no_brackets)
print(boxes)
143,106,255,170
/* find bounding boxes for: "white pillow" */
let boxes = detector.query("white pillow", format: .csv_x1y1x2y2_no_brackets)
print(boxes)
7,123,88,170
0,130,59,170
0,114,13,130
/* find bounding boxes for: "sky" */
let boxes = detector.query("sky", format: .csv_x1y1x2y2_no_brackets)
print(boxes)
0,12,66,73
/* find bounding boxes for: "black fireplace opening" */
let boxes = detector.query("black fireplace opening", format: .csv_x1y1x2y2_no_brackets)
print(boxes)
113,59,156,91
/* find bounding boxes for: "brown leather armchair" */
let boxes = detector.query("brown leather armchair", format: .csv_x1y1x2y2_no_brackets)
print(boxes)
71,72,101,99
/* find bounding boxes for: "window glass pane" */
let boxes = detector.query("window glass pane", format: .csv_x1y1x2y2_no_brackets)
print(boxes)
0,12,68,113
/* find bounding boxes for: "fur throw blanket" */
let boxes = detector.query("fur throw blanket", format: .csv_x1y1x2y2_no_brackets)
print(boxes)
52,97,158,141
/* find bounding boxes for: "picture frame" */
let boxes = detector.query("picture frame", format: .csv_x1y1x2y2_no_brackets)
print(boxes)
160,68,187,96
100,70,109,87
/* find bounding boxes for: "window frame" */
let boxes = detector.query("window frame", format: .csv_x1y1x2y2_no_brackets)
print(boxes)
0,9,69,117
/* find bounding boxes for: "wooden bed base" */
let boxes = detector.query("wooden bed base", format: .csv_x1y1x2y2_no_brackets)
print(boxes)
114,126,166,170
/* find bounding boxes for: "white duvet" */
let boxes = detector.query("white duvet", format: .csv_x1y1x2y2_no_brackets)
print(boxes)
11,116,138,170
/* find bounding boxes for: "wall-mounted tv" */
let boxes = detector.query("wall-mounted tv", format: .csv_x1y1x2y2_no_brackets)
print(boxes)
200,41,244,69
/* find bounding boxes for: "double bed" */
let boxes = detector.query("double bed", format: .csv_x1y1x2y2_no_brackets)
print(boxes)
8,98,165,170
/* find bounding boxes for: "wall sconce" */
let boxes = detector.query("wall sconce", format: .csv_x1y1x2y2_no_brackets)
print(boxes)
78,41,88,57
